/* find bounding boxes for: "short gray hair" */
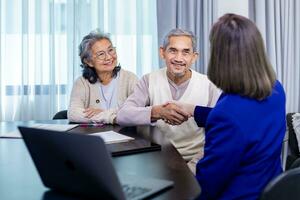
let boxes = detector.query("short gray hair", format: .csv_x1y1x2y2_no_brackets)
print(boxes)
162,28,197,52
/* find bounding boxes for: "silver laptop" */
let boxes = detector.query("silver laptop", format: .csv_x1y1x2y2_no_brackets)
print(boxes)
18,126,173,200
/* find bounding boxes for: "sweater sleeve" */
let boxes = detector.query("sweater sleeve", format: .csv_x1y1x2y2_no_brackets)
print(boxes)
194,106,213,127
68,77,91,123
116,75,152,126
196,110,245,200
90,108,117,124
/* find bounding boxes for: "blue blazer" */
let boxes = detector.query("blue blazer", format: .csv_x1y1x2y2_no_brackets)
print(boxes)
194,80,286,200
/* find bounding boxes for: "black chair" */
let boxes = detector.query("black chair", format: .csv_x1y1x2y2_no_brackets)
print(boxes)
260,168,300,200
52,110,68,120
286,113,300,170
290,157,300,169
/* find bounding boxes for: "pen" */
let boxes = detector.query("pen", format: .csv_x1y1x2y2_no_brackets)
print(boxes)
79,123,105,128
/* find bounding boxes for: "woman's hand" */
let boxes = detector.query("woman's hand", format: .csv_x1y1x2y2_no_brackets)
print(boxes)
83,108,104,118
166,101,196,117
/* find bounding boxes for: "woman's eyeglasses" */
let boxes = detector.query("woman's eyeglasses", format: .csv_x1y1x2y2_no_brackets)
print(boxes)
94,47,116,60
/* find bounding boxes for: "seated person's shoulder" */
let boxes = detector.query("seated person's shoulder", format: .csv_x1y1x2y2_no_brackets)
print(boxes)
274,80,285,95
78,76,91,83
141,73,151,83
72,76,93,89
191,70,214,86
75,76,87,82
124,69,150,84
120,69,139,80
191,69,208,79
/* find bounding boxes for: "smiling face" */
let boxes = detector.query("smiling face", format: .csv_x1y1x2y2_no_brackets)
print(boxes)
160,35,198,78
86,39,117,74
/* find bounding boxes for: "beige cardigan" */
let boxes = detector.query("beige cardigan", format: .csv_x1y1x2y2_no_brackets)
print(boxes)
68,69,138,124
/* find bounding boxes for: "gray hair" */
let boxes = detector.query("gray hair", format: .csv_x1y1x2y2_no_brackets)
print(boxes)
162,28,197,52
79,29,112,64
78,29,120,84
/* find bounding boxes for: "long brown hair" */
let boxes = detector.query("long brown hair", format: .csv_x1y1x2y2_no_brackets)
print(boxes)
208,14,276,100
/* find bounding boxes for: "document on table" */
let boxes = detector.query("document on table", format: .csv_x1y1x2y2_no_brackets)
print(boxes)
0,130,22,138
30,124,79,131
89,131,134,144
0,124,79,138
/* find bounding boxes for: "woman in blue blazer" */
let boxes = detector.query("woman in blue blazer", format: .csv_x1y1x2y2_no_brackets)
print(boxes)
175,14,286,199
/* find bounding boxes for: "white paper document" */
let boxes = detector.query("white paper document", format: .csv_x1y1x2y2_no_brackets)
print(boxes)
0,130,21,138
0,124,79,138
30,124,78,132
90,131,134,144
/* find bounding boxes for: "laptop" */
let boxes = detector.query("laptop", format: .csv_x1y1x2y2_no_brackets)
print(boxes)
18,126,174,200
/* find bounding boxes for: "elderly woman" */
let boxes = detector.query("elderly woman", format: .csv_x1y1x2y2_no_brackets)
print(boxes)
68,30,138,124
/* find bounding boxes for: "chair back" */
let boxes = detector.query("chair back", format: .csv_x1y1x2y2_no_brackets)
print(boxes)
260,168,300,200
287,113,299,156
52,110,68,120
290,157,300,169
286,113,300,169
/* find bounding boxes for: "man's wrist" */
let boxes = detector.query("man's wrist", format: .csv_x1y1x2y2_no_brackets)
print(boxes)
151,105,162,121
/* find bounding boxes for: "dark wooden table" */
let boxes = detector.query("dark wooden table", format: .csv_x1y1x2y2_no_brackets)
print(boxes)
0,120,201,200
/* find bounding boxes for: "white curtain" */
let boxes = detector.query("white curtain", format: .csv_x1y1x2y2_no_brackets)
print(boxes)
249,0,300,112
0,0,158,121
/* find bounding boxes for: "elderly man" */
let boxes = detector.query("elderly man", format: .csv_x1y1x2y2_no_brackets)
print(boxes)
116,28,220,168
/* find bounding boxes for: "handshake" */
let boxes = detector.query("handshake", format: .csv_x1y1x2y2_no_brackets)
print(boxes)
151,101,196,125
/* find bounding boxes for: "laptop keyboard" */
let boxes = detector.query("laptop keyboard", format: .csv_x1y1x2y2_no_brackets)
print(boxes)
122,184,151,199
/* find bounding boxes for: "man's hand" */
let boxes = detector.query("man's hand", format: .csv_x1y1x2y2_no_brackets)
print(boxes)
151,103,190,125
83,108,104,118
